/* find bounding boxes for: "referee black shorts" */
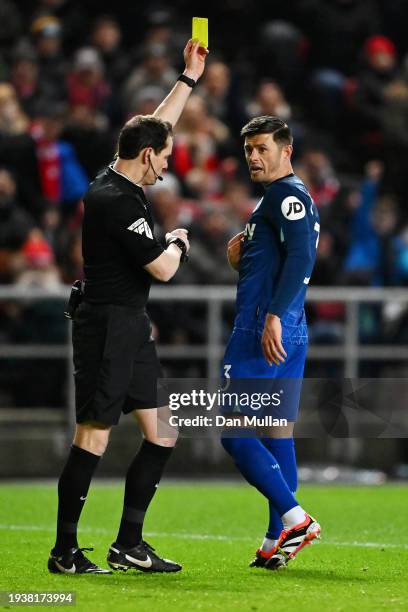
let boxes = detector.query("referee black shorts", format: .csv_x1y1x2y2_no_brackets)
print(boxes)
72,302,163,426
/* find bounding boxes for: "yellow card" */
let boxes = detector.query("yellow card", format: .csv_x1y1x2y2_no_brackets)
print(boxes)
192,17,208,48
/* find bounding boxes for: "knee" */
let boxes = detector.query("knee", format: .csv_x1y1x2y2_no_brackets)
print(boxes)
74,423,111,456
144,435,178,448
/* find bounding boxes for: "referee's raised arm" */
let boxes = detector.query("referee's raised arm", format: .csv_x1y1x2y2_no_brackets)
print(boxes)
153,39,209,127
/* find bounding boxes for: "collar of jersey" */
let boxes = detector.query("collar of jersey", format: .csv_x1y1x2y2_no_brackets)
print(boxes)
264,172,295,187
107,165,148,210
108,164,144,191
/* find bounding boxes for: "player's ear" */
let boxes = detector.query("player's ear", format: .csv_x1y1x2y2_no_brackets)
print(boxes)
283,144,293,160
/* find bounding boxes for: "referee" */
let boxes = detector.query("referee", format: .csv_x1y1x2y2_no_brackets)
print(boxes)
48,40,208,575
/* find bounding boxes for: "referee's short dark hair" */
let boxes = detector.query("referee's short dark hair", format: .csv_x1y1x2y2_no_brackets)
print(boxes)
117,115,173,159
240,116,293,146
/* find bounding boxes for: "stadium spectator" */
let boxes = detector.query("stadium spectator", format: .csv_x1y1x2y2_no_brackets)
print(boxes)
148,172,200,238
121,43,177,118
30,101,88,217
0,83,45,219
0,0,23,63
30,0,89,54
127,85,164,118
66,47,111,116
247,81,291,121
343,162,404,286
90,16,130,90
246,81,307,154
221,180,256,224
62,104,115,180
197,60,247,135
380,68,408,201
297,149,340,209
255,20,307,96
10,46,53,118
16,227,60,290
353,35,399,158
172,94,229,197
187,206,239,285
0,167,34,283
30,15,67,99
303,0,382,131
300,0,381,76
0,82,29,134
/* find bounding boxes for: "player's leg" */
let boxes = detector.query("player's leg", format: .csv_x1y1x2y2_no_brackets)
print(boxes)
253,343,321,569
221,330,305,526
48,422,112,574
259,423,297,554
221,423,305,526
107,406,181,573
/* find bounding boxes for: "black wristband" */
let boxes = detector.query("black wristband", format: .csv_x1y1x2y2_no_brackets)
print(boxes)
166,236,189,263
177,74,196,89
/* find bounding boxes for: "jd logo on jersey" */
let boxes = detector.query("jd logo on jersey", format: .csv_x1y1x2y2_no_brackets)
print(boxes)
244,223,256,240
281,196,306,220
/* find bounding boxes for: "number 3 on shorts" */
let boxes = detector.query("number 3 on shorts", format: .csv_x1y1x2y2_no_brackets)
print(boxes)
223,364,231,378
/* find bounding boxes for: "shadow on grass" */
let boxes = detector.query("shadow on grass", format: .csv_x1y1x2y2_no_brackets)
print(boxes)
79,565,369,592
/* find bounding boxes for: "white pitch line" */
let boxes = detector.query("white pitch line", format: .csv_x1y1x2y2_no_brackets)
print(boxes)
0,524,407,550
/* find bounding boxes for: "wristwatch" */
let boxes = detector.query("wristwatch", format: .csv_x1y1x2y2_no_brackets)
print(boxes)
177,74,196,89
166,236,189,263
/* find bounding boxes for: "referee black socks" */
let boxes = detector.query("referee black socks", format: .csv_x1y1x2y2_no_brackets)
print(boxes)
116,440,174,549
54,445,101,554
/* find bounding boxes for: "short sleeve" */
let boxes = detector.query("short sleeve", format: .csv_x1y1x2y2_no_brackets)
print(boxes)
109,195,164,266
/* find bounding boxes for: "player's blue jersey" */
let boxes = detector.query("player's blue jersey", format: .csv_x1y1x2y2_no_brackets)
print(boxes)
234,173,319,331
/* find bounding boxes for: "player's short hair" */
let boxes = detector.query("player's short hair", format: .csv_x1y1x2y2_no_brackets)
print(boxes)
117,115,173,159
240,116,293,146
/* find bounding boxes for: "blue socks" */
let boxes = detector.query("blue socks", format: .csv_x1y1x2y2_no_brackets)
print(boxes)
262,437,298,538
221,434,298,516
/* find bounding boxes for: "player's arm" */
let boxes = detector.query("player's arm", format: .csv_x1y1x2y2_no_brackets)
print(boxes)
268,217,313,318
153,40,208,127
263,198,314,366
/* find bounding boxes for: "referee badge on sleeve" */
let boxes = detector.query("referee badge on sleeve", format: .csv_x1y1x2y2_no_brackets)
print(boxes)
127,218,153,239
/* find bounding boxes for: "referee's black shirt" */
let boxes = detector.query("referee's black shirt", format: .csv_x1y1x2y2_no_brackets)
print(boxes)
82,166,164,308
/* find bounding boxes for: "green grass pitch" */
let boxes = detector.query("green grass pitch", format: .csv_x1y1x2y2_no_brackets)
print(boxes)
1,483,407,611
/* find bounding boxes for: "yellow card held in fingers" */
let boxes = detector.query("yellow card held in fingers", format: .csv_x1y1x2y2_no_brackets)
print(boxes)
192,17,208,48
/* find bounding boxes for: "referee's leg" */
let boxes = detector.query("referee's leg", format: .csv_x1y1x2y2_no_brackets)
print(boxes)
54,422,111,553
114,407,177,549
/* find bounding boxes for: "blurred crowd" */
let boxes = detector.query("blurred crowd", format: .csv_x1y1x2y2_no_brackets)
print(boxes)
1,0,408,405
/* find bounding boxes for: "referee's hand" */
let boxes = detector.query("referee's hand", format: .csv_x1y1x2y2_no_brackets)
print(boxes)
166,229,190,253
183,39,209,81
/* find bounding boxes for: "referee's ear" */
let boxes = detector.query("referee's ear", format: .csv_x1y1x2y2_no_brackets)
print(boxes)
144,147,153,164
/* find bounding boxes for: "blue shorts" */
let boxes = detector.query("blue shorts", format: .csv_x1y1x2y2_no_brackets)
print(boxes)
221,323,308,421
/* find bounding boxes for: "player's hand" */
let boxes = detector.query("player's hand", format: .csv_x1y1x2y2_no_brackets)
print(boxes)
227,231,244,271
166,229,190,253
261,314,287,366
183,39,209,82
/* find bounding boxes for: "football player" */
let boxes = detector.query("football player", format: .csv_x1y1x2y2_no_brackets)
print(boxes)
222,116,321,570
